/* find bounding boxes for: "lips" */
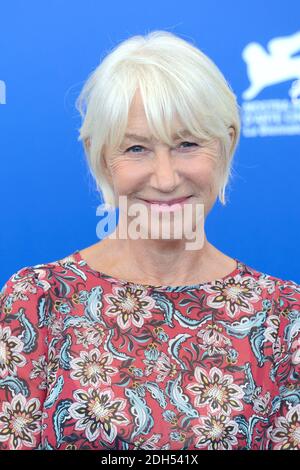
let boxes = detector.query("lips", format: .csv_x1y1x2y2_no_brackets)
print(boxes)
142,196,192,205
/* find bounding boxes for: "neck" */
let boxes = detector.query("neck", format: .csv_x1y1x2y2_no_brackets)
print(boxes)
103,230,221,286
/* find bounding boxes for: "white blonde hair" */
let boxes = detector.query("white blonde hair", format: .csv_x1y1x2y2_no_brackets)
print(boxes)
75,30,241,206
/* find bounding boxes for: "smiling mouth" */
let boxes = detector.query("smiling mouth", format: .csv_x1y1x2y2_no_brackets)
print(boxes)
141,196,192,205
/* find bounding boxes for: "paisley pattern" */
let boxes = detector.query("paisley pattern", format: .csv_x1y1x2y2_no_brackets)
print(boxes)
0,249,299,450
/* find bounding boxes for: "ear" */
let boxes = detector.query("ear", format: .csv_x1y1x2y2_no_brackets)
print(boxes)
228,126,236,151
228,126,236,149
84,137,91,151
229,126,235,141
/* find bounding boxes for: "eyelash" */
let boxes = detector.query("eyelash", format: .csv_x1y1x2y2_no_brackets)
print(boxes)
125,141,199,153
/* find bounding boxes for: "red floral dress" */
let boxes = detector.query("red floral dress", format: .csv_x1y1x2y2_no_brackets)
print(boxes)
0,250,299,450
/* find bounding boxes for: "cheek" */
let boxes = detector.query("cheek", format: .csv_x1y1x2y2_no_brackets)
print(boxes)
187,159,220,189
108,159,149,193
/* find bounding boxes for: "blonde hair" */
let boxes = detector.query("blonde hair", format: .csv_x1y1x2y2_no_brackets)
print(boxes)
75,30,241,206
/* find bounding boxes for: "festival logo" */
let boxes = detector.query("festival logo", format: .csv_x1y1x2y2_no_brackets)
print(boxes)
241,31,300,137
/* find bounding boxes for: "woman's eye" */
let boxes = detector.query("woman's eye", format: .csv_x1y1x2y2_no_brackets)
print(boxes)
178,141,198,149
125,145,145,153
125,142,198,154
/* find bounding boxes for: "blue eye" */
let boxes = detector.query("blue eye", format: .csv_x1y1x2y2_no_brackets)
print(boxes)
125,142,198,153
125,145,145,153
179,141,198,148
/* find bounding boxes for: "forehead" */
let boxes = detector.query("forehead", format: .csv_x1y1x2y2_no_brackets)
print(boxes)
124,88,189,143
123,129,193,143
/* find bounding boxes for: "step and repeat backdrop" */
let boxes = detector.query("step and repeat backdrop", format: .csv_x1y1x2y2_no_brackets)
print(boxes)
0,0,299,287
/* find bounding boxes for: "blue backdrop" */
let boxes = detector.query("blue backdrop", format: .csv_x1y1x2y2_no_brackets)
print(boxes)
1,0,299,288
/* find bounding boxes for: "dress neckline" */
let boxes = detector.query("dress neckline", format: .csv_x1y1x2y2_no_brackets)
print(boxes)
67,249,246,292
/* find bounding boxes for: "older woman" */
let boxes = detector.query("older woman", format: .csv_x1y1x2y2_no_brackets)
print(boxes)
0,31,299,451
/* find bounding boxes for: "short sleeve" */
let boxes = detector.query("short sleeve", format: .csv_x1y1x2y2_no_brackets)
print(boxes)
0,267,50,450
268,279,300,450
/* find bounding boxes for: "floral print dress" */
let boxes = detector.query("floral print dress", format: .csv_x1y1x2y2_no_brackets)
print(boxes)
0,249,299,451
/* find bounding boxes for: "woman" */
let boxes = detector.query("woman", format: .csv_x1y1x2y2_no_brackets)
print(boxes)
0,31,299,451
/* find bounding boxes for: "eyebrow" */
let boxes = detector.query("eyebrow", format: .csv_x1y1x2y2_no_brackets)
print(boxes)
123,129,192,143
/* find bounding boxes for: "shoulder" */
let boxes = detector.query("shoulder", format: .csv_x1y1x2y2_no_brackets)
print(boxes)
245,262,300,335
238,263,300,393
274,276,300,303
238,260,300,298
272,276,300,352
271,275,300,346
0,264,51,326
0,252,84,320
268,276,300,390
237,261,300,349
0,257,60,296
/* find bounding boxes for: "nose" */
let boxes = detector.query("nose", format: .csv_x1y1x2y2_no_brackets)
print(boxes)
150,148,180,192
